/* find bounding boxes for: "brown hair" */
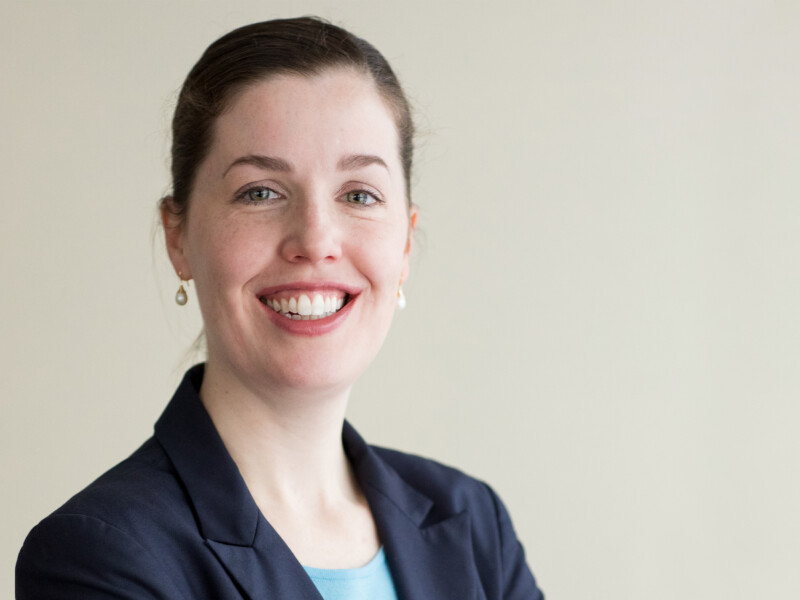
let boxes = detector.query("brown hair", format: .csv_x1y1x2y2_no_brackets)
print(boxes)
163,16,414,220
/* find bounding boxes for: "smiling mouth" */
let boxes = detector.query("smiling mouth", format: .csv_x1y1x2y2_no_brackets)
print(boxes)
259,292,349,320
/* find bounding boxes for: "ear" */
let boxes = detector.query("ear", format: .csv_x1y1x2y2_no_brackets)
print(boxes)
161,196,192,280
400,204,418,284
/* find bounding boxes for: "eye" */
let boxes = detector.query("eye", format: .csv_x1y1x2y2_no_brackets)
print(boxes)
237,186,281,205
344,190,380,206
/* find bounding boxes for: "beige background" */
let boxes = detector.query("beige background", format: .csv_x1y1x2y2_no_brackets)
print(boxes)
2,1,799,598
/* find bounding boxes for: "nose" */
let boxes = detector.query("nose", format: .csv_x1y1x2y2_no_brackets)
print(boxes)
279,195,342,264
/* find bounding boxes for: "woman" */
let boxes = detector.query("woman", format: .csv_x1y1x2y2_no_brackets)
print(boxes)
16,17,543,600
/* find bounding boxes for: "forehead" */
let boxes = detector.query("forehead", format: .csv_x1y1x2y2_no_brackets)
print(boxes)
209,69,402,172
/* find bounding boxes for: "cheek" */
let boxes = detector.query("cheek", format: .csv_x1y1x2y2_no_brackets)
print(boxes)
354,229,408,289
186,218,262,292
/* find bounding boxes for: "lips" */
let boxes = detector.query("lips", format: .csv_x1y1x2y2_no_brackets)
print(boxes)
256,283,359,333
259,292,347,320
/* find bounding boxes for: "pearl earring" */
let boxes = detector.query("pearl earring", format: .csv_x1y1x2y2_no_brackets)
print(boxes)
175,273,189,306
396,285,406,310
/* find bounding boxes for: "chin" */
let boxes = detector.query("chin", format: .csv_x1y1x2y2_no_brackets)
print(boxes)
258,357,364,398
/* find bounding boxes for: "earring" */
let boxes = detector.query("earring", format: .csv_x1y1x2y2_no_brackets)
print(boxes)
396,285,406,310
175,272,189,306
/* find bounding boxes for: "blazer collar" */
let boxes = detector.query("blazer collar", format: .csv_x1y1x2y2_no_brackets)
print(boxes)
154,364,258,545
154,365,478,600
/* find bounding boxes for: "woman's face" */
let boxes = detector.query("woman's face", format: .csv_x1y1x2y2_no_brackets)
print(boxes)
164,69,416,396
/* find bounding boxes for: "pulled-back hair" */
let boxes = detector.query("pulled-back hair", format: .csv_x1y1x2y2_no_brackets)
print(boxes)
164,16,414,220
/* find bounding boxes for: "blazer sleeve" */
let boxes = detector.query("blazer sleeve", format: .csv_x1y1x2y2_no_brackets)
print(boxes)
484,484,545,600
16,513,189,600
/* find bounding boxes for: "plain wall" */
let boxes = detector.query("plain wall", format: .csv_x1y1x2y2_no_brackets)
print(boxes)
2,1,799,598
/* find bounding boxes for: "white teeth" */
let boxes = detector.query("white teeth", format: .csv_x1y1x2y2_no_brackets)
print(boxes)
262,292,349,320
311,294,325,316
297,294,312,316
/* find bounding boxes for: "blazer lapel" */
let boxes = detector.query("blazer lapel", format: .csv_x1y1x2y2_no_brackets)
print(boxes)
206,517,321,600
155,365,322,600
344,424,480,600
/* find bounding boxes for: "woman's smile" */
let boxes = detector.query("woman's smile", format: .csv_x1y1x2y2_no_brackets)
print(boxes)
260,292,347,320
255,281,362,336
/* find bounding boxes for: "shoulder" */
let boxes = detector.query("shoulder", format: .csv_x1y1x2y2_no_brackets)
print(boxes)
367,444,545,600
43,437,187,532
16,438,199,599
370,444,504,526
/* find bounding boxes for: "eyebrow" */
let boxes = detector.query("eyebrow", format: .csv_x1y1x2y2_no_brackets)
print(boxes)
222,153,389,178
222,155,292,178
337,154,389,173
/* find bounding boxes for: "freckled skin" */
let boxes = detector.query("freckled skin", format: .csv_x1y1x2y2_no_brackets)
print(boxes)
165,69,416,397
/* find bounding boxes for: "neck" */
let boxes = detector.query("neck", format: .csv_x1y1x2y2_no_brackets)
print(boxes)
199,360,357,512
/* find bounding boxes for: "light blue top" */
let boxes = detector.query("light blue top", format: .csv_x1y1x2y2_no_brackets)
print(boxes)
303,547,398,600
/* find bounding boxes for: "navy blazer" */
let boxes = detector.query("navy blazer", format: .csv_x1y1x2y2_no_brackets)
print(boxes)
17,365,543,599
